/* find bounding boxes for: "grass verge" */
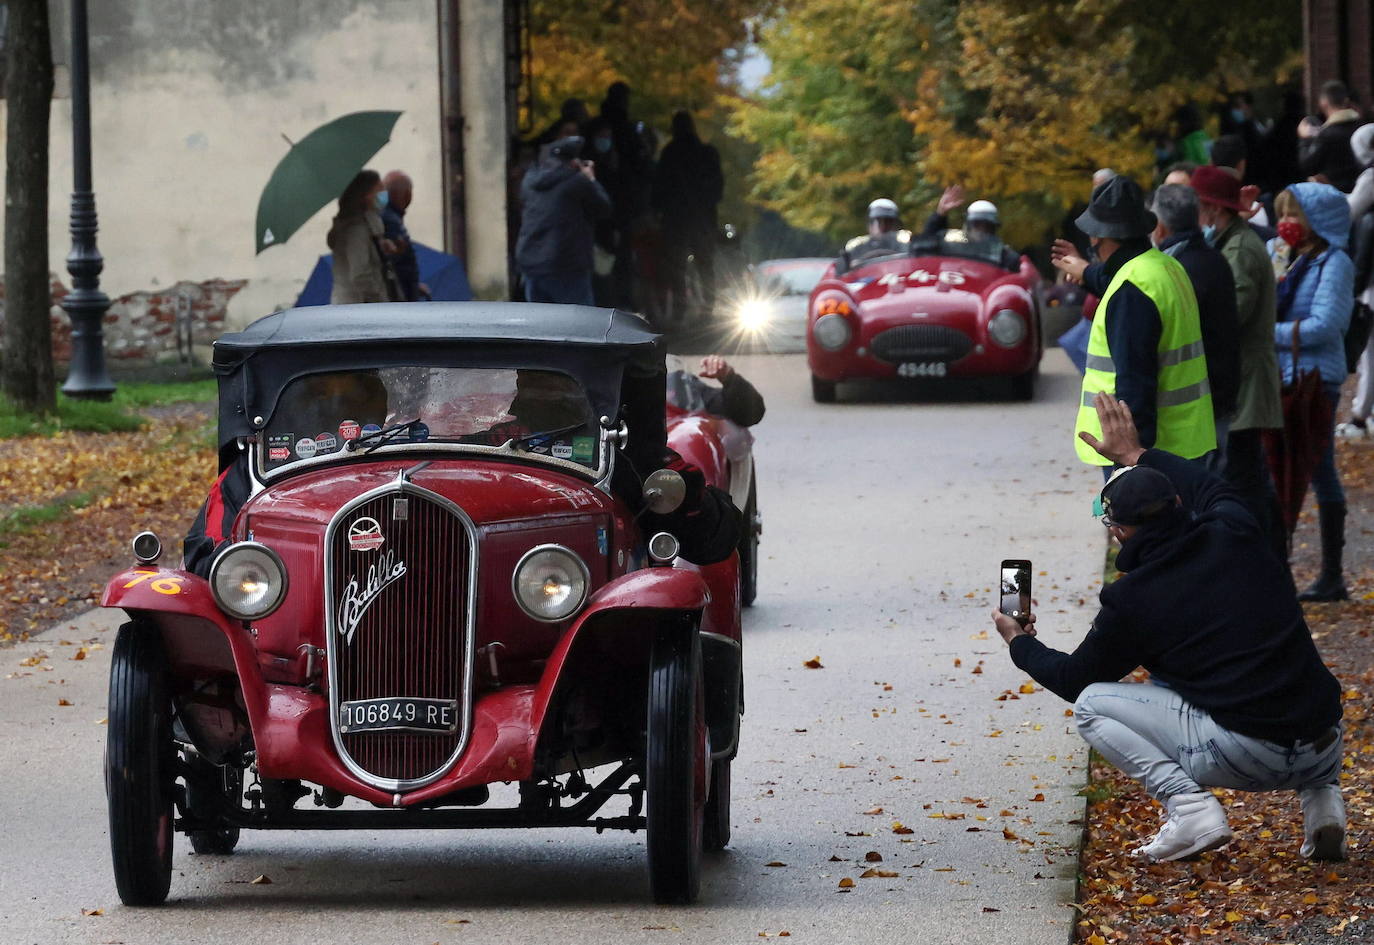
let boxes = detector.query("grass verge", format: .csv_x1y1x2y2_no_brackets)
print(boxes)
0,377,215,438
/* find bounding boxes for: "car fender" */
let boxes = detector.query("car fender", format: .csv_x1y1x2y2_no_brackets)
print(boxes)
527,567,710,754
101,568,270,741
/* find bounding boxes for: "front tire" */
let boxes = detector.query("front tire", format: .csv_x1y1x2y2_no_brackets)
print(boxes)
185,756,242,855
702,758,732,851
645,622,707,904
811,375,837,403
106,623,175,906
1010,365,1037,402
739,469,760,607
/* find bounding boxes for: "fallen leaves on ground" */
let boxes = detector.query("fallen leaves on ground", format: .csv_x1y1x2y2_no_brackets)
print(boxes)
803,656,824,669
0,407,214,641
1075,436,1374,944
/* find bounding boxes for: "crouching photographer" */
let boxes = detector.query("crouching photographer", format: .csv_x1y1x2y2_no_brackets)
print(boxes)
992,393,1345,863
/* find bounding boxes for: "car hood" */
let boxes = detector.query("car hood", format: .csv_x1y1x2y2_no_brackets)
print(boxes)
238,459,614,537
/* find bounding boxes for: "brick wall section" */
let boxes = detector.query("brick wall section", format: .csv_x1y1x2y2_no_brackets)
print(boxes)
0,275,247,365
1305,0,1374,109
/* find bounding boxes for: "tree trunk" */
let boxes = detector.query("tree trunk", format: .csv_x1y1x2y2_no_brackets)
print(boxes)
2,0,55,414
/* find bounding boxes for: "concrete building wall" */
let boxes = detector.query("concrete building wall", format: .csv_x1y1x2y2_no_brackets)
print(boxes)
1,0,444,341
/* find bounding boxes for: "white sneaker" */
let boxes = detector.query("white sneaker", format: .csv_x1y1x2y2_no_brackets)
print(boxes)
1335,420,1369,440
1137,792,1232,862
1300,784,1347,860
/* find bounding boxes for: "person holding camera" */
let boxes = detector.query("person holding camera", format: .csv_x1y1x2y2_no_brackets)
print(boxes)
515,136,612,305
992,393,1345,864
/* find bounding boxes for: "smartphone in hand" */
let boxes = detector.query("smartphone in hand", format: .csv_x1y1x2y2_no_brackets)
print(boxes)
999,559,1032,627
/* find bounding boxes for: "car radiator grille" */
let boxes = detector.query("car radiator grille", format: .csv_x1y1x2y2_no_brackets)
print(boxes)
326,484,473,788
870,324,974,364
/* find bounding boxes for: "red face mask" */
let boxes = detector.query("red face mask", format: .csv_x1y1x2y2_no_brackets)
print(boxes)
1277,220,1307,248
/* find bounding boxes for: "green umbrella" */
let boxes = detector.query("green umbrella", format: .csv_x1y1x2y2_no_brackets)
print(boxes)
254,110,402,254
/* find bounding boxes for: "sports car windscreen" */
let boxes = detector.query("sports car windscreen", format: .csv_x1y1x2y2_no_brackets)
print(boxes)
258,367,598,474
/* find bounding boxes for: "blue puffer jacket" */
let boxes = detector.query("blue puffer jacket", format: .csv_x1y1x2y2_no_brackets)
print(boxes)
1270,182,1353,386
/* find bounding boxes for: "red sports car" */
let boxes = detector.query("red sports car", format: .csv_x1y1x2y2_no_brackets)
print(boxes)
807,230,1044,402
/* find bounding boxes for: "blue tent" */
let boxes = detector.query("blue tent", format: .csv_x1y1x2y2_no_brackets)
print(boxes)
295,242,473,307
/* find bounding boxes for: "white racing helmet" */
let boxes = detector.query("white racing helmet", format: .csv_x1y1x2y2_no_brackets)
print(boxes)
867,198,900,220
966,200,1000,227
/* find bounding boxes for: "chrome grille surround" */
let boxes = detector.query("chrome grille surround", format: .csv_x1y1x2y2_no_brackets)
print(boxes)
323,479,478,792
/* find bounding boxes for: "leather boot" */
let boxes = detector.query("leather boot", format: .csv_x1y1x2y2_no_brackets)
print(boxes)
1299,503,1348,602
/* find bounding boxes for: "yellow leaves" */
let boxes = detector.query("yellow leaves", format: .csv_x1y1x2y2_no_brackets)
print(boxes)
1086,935,1106,945
837,877,855,889
891,822,914,835
1224,911,1243,923
1136,894,1158,906
1018,682,1036,694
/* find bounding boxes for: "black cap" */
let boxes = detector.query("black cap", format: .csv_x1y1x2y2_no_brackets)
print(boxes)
549,135,584,160
1098,465,1177,526
1075,176,1157,239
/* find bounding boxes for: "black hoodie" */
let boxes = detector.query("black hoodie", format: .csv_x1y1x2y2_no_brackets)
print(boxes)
515,162,612,277
1010,449,1342,744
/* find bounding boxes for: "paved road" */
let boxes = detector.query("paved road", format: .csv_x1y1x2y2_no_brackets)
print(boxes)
1,351,1103,945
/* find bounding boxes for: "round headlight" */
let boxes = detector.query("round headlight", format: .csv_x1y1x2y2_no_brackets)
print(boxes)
813,313,852,351
209,542,288,621
988,308,1027,348
737,297,772,332
512,544,589,623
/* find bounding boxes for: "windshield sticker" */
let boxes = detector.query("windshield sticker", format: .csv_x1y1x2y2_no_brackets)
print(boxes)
295,437,317,459
596,525,608,555
408,422,430,443
337,549,407,645
552,442,573,460
572,436,594,463
361,423,381,437
267,433,293,463
315,432,339,453
347,516,385,552
339,420,360,441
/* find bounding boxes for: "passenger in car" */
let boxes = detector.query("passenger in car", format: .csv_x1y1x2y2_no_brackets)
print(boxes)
668,355,766,428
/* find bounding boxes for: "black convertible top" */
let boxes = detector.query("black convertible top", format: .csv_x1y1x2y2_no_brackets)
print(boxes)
212,303,664,465
214,302,661,354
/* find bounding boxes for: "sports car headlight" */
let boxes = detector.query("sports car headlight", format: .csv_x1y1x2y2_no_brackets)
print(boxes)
737,297,772,332
988,309,1027,348
209,542,288,621
513,544,589,623
813,313,852,351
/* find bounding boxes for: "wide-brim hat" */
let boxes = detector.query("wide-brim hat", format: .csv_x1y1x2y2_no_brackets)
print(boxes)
1075,176,1156,239
1190,165,1247,212
1097,465,1177,526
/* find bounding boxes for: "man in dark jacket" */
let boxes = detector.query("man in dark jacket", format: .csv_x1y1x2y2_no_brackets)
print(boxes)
994,394,1345,863
516,136,612,305
1298,81,1364,193
668,355,767,427
652,111,724,318
1150,184,1240,462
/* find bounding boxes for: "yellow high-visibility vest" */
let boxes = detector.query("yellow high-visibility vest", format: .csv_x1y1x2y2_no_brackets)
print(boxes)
1075,249,1216,464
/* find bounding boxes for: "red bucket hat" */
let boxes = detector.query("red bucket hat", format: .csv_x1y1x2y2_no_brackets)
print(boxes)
1190,166,1246,212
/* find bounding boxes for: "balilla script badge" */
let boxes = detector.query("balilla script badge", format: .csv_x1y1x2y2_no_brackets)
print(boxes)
348,516,385,552
338,548,407,645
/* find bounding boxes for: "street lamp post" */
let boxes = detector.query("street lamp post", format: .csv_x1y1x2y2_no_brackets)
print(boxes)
59,0,114,400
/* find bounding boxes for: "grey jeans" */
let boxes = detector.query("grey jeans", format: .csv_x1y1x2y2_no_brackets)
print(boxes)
1074,682,1342,800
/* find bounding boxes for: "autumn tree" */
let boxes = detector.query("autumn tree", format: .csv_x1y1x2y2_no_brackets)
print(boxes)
2,0,56,413
737,0,1300,246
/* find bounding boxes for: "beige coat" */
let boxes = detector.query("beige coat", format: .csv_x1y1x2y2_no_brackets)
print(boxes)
1215,216,1283,431
327,210,387,303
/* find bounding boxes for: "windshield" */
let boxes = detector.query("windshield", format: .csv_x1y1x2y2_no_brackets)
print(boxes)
257,367,600,476
916,229,1015,268
754,260,831,296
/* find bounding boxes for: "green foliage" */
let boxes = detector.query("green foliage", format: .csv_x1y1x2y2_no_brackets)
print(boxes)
738,0,1302,245
111,378,217,409
0,491,97,542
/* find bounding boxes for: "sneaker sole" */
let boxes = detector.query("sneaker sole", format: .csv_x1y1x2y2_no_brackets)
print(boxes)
1304,825,1347,861
1145,827,1232,863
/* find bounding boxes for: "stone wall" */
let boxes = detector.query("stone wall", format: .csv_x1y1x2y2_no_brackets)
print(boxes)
0,276,246,366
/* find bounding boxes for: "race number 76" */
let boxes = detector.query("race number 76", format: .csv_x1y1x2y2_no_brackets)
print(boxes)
122,569,185,595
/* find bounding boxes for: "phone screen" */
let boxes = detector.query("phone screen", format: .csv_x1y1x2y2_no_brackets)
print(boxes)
999,559,1032,626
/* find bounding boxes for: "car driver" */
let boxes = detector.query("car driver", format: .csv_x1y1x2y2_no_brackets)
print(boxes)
840,198,912,269
921,185,1022,270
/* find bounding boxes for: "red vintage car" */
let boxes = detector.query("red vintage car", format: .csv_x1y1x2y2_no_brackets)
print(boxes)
807,230,1044,402
100,304,746,907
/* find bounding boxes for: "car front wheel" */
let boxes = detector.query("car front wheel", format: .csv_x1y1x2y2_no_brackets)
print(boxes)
739,468,760,607
1010,366,1037,402
811,375,837,403
106,622,175,906
645,621,707,904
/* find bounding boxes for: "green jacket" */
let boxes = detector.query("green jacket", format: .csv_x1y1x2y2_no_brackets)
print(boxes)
1214,216,1282,431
